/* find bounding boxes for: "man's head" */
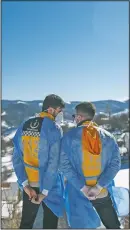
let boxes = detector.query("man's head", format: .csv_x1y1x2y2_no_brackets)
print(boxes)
73,102,96,124
42,94,65,118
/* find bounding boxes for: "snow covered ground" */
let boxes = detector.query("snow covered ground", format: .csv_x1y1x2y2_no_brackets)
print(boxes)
17,101,27,104
2,182,19,219
2,121,10,129
5,172,17,183
114,169,129,189
112,109,129,117
39,102,42,107
2,155,13,172
2,155,12,164
2,202,13,219
2,111,7,116
3,130,17,142
2,154,17,182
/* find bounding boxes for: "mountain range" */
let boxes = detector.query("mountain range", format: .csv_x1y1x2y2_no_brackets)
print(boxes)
2,99,129,135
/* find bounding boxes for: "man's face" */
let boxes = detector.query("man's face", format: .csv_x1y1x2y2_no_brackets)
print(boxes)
52,107,63,118
73,110,84,124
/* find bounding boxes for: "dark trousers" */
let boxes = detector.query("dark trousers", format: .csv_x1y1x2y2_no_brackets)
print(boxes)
20,188,58,229
91,194,121,229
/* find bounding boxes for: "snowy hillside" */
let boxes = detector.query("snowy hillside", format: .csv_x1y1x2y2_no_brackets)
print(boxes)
1,99,129,133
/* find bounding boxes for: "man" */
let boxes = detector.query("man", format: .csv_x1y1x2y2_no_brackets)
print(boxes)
13,94,65,229
60,102,121,229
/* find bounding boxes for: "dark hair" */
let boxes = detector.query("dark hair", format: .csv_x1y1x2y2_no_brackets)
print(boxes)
42,94,65,111
75,102,96,120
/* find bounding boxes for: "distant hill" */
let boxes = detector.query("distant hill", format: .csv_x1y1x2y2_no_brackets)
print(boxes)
2,99,129,130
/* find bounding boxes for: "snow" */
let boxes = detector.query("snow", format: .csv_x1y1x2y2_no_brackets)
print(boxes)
2,163,12,172
121,132,129,150
2,155,12,164
60,120,76,128
2,183,18,200
117,97,129,102
2,111,7,116
3,130,17,142
6,147,13,154
66,101,71,104
2,121,10,128
39,102,42,107
101,118,109,120
112,130,122,135
2,163,13,172
67,122,76,128
16,201,23,213
2,155,13,172
114,169,129,189
119,147,127,156
2,202,13,219
2,183,19,218
99,112,107,115
5,172,17,183
17,201,23,208
112,109,129,117
17,101,27,104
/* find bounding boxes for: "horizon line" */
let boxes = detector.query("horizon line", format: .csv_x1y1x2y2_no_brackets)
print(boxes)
2,98,129,103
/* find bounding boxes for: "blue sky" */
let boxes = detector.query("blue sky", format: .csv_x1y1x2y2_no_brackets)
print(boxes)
2,1,129,102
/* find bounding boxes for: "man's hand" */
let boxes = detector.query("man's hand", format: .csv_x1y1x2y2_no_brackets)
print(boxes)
24,185,38,200
87,184,103,200
80,185,91,197
31,194,46,204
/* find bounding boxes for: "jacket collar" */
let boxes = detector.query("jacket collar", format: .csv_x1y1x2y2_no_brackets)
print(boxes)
39,111,55,121
77,119,98,127
77,119,92,127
